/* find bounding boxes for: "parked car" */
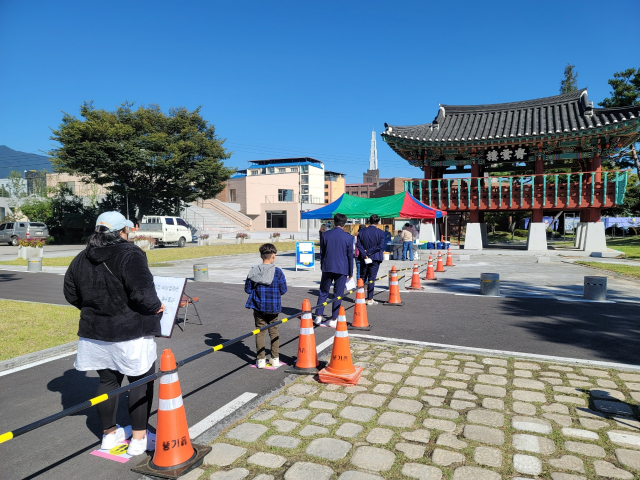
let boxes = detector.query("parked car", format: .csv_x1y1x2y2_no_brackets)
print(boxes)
0,222,50,246
138,215,193,247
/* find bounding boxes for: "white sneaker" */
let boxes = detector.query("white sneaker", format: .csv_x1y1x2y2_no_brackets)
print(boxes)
257,359,266,369
101,424,132,450
127,431,156,456
327,319,337,329
366,299,379,306
271,357,280,368
314,316,324,326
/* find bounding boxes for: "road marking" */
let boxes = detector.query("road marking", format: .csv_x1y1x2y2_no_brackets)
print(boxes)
0,298,73,307
0,350,76,377
349,334,640,372
189,392,258,439
316,337,334,354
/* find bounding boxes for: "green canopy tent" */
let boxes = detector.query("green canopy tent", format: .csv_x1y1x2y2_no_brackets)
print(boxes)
302,192,446,220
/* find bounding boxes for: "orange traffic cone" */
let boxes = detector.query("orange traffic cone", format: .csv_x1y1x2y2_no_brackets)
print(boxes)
435,250,446,272
285,299,321,375
318,311,363,385
446,248,455,267
132,349,210,478
424,255,437,281
383,266,404,306
406,263,425,290
348,281,371,331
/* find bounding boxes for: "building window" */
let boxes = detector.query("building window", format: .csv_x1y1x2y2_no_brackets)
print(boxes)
229,189,236,202
324,184,328,189
301,165,309,173
279,168,286,173
324,191,328,196
301,195,309,203
301,175,309,184
278,189,293,201
266,210,287,229
267,167,275,174
251,170,259,175
361,191,368,196
325,200,329,204
290,167,298,173
301,185,309,194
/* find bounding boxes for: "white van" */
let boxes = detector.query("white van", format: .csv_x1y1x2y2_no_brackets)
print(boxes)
138,216,193,247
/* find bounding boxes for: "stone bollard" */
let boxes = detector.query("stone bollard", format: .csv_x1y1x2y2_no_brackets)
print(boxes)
480,273,500,296
584,276,607,301
193,264,209,282
27,259,42,273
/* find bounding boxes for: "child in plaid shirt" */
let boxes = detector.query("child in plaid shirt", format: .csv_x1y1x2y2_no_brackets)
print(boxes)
245,243,288,368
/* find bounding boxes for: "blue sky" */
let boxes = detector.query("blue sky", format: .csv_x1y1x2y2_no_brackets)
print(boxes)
1,0,638,182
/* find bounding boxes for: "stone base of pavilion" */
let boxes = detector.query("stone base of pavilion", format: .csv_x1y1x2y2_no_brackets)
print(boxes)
460,221,620,258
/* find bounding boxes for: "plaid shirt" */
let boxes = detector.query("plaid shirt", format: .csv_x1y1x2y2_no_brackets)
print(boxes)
245,267,288,313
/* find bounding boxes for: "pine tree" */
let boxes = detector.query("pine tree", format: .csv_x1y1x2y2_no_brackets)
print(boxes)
559,64,578,94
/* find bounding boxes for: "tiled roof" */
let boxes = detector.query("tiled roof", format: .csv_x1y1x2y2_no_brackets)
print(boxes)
383,89,640,143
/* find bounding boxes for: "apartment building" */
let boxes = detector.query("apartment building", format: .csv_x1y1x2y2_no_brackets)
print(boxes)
324,171,345,204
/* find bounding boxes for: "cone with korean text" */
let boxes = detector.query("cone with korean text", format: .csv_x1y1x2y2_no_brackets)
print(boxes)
348,282,371,330
435,250,446,272
406,263,425,290
285,299,320,375
318,310,363,385
424,255,437,281
131,349,211,479
445,247,455,267
383,265,404,306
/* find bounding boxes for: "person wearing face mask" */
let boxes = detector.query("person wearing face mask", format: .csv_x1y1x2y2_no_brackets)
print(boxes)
245,243,288,368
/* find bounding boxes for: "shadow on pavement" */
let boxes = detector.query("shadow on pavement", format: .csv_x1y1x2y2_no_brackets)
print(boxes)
500,297,640,364
0,272,21,283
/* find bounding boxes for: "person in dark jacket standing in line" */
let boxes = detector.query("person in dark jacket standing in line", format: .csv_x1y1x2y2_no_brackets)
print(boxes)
357,214,386,305
64,211,165,457
315,213,353,327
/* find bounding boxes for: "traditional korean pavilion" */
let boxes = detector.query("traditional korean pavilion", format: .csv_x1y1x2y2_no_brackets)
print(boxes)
381,89,640,251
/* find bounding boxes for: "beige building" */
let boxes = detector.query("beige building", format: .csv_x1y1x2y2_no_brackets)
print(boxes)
214,158,327,232
46,172,110,197
324,171,345,204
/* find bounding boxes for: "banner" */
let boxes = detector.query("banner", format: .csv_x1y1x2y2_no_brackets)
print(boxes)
295,241,315,271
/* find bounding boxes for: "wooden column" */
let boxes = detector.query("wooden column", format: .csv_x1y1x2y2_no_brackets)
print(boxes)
424,165,432,205
532,157,544,222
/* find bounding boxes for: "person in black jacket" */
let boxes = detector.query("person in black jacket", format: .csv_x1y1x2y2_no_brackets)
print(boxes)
356,214,386,305
64,211,165,457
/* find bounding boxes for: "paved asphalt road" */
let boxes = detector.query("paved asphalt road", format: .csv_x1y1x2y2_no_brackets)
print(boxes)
1,274,640,478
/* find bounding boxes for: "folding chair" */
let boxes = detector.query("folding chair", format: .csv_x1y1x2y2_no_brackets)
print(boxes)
176,293,202,331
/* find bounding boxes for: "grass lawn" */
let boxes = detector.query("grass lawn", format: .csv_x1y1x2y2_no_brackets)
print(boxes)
607,236,640,258
575,261,640,280
0,241,304,267
0,300,79,361
486,231,528,243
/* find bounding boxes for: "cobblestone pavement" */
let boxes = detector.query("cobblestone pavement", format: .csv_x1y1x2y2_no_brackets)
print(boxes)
185,340,640,480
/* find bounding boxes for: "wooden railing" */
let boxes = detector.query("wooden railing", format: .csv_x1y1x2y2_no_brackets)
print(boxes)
404,170,629,211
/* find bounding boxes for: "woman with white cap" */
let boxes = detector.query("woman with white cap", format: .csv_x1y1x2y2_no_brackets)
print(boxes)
63,211,165,456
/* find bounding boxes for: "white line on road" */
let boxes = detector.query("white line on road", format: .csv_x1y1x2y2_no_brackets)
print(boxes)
348,334,640,372
189,392,258,439
0,350,77,377
316,337,334,354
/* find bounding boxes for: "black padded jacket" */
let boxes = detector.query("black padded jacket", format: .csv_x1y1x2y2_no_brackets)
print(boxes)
63,241,162,342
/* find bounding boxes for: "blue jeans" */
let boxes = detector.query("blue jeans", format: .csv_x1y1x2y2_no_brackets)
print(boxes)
355,258,361,280
402,241,413,261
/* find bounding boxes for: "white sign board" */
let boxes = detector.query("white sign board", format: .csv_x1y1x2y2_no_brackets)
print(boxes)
153,276,187,337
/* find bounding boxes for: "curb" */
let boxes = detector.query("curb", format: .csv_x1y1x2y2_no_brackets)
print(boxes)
0,341,78,373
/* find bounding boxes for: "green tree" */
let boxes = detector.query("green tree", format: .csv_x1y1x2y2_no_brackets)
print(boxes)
560,64,578,94
21,197,53,223
48,102,235,220
598,68,640,176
